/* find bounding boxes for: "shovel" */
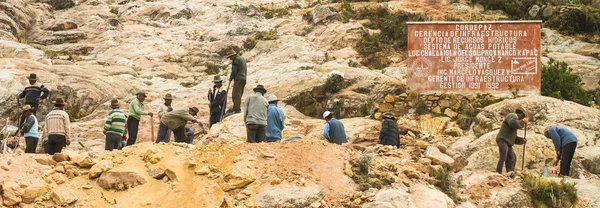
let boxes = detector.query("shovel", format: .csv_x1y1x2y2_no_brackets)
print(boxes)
522,123,528,170
151,115,155,142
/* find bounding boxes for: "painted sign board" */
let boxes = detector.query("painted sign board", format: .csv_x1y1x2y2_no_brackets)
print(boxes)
407,21,542,95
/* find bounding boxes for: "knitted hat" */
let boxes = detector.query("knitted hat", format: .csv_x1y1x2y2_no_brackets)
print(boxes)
110,99,120,108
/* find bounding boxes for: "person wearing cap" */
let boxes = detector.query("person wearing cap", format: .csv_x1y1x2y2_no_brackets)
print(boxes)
158,107,199,143
18,73,50,116
224,48,247,114
208,75,227,127
20,104,39,153
157,93,174,142
44,98,71,155
244,85,268,143
322,111,348,145
495,106,529,174
127,91,153,146
266,95,285,142
104,99,127,151
379,112,400,148
544,126,578,176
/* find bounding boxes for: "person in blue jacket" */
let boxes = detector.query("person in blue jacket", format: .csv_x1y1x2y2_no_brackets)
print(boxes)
544,126,578,176
20,104,39,153
266,95,284,142
322,111,347,145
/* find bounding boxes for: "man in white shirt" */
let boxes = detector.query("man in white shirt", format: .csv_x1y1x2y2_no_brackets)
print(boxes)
156,93,173,143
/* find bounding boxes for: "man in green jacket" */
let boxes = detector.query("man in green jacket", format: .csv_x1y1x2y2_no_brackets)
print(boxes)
224,48,247,114
495,106,529,174
158,107,199,143
104,99,126,151
126,91,153,146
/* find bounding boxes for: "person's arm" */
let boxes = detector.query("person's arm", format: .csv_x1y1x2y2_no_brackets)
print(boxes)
322,122,330,139
279,110,285,130
64,112,72,145
157,105,166,118
244,97,250,123
132,101,149,116
229,58,239,81
507,114,524,129
104,113,113,131
40,85,50,99
19,89,26,98
211,90,227,106
21,116,34,133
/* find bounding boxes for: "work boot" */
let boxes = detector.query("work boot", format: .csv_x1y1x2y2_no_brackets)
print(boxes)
225,108,235,114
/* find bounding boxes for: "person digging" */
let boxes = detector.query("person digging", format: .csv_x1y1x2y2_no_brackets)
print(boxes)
158,107,199,143
495,106,529,174
544,126,578,177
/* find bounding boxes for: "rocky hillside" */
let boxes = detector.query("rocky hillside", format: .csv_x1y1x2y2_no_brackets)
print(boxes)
1,0,600,207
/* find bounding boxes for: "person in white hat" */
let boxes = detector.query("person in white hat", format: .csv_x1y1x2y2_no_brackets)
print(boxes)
322,111,347,145
266,95,284,142
156,93,174,142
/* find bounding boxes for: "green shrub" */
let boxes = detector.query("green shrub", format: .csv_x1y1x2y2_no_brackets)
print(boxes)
205,62,223,75
430,167,464,203
412,96,428,115
44,50,59,59
541,58,593,106
244,29,278,51
324,73,345,93
180,82,199,88
258,6,291,19
474,0,537,19
523,174,578,208
544,6,600,36
358,153,373,175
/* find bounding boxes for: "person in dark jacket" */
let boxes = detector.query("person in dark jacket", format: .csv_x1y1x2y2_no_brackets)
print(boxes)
495,106,529,174
322,111,348,145
208,75,227,127
18,73,50,116
544,126,578,176
379,112,400,148
224,48,247,114
20,105,39,153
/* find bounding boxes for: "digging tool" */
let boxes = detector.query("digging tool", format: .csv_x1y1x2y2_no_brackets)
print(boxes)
220,81,232,122
151,115,155,142
2,118,8,154
522,122,528,170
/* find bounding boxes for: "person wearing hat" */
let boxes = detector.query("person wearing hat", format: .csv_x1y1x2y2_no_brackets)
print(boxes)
18,73,50,116
244,85,268,143
208,75,227,127
103,99,127,151
20,104,39,153
157,93,174,142
379,112,400,148
495,106,529,174
224,48,247,114
44,98,71,155
158,107,199,143
322,111,348,145
266,95,285,142
126,91,153,146
544,126,578,176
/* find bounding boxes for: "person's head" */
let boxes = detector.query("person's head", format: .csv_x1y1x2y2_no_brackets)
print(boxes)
225,48,237,61
136,91,147,102
268,94,279,106
543,126,552,139
323,111,333,121
188,107,199,116
213,75,223,88
253,85,267,96
163,93,173,105
514,106,527,120
22,104,32,117
53,97,67,110
27,73,37,85
382,112,395,120
110,99,120,109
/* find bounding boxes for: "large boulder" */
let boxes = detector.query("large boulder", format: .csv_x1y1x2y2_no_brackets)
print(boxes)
50,187,77,206
97,171,147,190
363,189,415,208
22,182,50,204
0,0,37,41
409,185,455,208
2,185,24,206
425,146,455,167
89,160,114,179
256,184,324,208
312,5,340,25
472,96,600,141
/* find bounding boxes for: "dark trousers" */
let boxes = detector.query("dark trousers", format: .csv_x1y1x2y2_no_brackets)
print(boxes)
232,79,246,112
25,103,39,116
496,139,516,174
560,142,577,176
47,134,66,155
157,122,186,143
246,124,266,143
105,133,121,151
126,116,140,146
156,122,171,143
209,112,222,127
25,136,38,153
